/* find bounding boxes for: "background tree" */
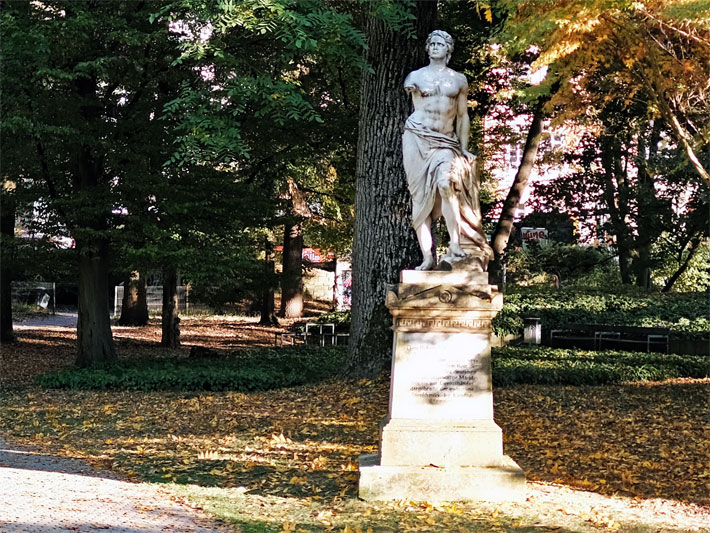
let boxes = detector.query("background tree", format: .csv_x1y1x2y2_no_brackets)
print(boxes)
160,0,367,321
0,180,17,344
347,2,436,378
498,0,709,287
1,1,192,365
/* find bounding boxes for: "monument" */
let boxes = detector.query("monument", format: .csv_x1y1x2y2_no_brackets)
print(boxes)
358,30,525,502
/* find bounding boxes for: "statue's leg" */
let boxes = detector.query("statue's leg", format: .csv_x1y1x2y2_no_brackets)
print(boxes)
438,163,466,258
415,217,436,271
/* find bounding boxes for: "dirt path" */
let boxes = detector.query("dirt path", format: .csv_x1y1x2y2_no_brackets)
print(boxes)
13,311,78,330
0,436,231,532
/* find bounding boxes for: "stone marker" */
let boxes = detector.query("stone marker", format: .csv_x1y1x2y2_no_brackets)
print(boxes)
358,270,525,501
358,30,525,502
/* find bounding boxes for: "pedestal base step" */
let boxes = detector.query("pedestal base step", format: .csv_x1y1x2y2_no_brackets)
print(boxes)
358,453,526,502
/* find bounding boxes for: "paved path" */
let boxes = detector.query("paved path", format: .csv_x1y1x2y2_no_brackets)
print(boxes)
13,311,78,330
0,436,229,532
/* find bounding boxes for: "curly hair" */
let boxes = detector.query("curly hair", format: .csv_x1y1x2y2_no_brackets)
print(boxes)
425,30,454,64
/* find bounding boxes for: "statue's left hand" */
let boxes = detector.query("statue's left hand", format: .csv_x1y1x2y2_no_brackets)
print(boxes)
462,150,476,162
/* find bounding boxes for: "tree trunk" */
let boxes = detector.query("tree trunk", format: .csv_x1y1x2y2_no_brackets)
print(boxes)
491,106,545,257
600,136,634,284
259,240,278,326
280,222,304,318
161,265,180,348
663,236,702,292
73,76,117,365
632,123,661,289
119,270,149,326
347,3,437,378
0,181,16,344
76,241,116,366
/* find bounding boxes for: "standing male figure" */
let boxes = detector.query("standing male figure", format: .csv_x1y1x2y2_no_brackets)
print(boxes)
403,30,493,271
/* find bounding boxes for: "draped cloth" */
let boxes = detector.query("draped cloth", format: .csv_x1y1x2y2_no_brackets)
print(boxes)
402,117,492,258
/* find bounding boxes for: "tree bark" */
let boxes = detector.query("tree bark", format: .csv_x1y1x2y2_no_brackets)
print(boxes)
259,240,278,326
662,236,702,292
491,106,545,257
0,182,16,344
600,136,634,284
119,270,149,326
73,75,117,365
632,122,661,288
160,265,180,348
347,3,437,378
279,222,304,318
76,242,116,366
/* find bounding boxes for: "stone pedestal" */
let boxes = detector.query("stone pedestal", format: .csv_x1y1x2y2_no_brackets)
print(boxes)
359,270,525,502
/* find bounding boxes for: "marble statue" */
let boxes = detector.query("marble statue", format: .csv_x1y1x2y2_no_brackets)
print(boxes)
403,30,494,271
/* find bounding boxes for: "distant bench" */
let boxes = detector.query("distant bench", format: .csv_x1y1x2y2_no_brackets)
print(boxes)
549,324,670,353
275,323,349,346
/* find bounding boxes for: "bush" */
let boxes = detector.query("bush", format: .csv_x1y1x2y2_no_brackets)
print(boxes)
313,309,351,332
492,289,710,340
37,346,346,391
505,243,613,286
492,346,709,386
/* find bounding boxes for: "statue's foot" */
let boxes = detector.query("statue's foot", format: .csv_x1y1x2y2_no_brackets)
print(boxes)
415,256,437,271
448,244,467,258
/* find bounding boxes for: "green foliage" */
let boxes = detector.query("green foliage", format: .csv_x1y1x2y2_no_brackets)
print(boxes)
36,346,346,391
504,243,613,285
493,289,710,339
313,309,352,332
161,0,367,166
492,345,709,386
652,238,710,292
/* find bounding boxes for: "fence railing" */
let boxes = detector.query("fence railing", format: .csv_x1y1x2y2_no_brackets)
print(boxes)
113,285,209,316
11,281,56,313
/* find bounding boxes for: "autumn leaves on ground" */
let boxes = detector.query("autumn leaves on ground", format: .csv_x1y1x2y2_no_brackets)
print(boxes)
1,318,709,532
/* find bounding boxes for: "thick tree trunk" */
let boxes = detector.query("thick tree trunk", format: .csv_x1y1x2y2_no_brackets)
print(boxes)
259,240,278,326
0,182,16,344
76,242,116,366
73,76,117,365
280,222,304,318
160,265,180,348
119,270,149,326
491,107,545,257
347,4,437,378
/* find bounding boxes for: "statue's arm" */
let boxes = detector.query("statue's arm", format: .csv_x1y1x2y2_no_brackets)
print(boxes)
455,79,471,154
404,71,418,94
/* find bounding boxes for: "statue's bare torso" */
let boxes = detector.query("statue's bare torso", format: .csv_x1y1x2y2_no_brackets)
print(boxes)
405,66,468,137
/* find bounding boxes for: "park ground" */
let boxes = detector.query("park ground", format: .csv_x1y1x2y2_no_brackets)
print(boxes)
1,315,709,532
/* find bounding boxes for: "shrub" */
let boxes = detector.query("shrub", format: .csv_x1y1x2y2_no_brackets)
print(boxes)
492,346,709,386
37,346,346,391
492,289,710,340
313,309,351,332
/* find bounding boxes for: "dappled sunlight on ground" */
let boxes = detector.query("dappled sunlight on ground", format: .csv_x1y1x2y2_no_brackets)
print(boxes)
1,323,708,531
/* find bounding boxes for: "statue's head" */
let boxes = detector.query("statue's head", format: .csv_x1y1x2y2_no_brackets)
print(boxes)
426,30,454,64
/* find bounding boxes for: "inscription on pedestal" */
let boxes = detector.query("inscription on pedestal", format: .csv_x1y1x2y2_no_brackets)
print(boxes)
395,318,489,331
389,332,493,420
410,358,484,404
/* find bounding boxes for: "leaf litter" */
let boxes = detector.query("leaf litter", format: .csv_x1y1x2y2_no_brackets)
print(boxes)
1,318,708,532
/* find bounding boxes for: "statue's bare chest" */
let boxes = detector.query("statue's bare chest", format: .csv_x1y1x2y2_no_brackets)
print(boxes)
415,71,461,99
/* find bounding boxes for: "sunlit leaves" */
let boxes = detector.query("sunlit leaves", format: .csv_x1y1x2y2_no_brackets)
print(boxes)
499,0,710,184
